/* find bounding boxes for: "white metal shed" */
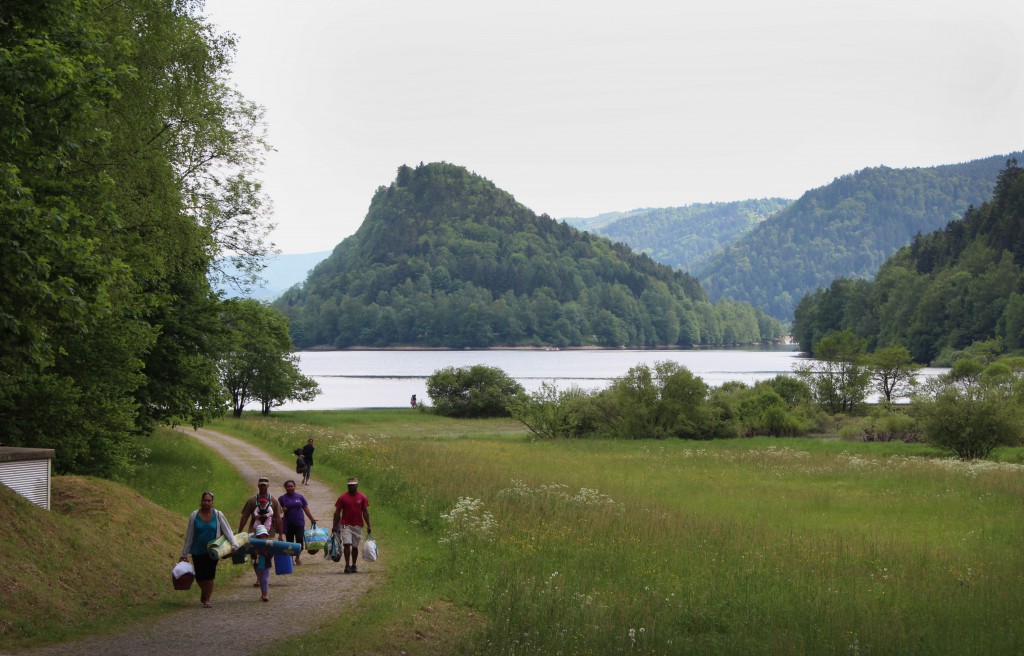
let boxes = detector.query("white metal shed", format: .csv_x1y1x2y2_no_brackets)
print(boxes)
0,447,56,509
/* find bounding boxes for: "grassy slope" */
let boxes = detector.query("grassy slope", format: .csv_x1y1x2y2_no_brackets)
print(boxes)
0,427,249,650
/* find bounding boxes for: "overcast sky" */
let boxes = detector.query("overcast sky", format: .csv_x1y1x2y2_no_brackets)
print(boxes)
202,0,1024,254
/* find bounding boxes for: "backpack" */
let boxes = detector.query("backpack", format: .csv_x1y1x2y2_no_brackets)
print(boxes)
253,495,274,532
296,456,306,473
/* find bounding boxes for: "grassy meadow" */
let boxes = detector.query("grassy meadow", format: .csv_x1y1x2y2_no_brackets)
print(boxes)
209,411,1024,656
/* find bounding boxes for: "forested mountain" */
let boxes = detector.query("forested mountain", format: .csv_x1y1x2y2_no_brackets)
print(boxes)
792,160,1024,363
275,163,785,348
698,154,1023,320
566,199,792,273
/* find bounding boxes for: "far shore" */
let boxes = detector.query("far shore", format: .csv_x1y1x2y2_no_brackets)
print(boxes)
299,341,796,353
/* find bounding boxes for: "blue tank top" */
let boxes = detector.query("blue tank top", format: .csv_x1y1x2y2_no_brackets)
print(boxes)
192,513,218,555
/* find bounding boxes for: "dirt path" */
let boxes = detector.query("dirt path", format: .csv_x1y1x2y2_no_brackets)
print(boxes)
6,427,378,656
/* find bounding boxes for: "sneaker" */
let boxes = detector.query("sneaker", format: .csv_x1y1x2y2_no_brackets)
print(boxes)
350,565,357,573
343,565,352,574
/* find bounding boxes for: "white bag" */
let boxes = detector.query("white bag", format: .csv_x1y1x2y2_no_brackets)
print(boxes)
362,537,378,562
172,561,195,579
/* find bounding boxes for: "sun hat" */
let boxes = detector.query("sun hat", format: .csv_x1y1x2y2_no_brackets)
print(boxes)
254,524,269,537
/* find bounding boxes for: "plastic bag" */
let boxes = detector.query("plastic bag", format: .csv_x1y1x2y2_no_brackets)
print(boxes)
362,536,378,562
304,522,329,554
324,531,342,562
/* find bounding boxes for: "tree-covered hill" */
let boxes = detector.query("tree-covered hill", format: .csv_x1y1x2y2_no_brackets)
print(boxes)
792,160,1024,363
698,154,1023,321
566,199,793,273
274,163,784,348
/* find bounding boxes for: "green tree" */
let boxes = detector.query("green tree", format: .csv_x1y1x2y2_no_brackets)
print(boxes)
510,382,598,440
426,365,526,418
865,345,921,404
219,300,310,417
912,364,1023,459
795,330,871,414
252,352,320,415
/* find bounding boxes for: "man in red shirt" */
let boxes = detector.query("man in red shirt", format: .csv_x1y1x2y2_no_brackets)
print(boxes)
333,476,372,573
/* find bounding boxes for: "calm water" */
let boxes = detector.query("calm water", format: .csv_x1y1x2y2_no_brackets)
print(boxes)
275,346,851,411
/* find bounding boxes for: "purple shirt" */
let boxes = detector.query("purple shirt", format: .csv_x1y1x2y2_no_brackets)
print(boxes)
279,491,308,527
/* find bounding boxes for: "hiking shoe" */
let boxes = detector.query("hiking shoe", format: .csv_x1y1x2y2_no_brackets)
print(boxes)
350,565,357,573
343,565,352,574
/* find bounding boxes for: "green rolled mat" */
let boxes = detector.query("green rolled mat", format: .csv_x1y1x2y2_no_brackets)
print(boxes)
207,532,250,560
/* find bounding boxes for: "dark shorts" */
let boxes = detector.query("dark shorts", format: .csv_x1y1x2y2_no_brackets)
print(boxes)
285,524,304,545
192,553,218,582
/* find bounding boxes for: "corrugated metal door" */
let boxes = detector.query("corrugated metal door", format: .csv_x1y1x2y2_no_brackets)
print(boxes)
0,459,51,509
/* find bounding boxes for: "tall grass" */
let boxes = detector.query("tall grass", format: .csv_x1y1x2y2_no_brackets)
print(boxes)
124,426,250,515
214,412,1024,655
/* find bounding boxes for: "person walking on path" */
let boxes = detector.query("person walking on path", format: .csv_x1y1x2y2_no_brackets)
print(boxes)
279,479,317,565
249,524,274,602
301,439,315,485
239,475,283,588
238,476,284,537
333,477,371,574
180,491,238,608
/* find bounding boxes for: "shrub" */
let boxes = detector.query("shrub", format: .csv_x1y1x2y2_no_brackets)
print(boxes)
510,382,599,439
596,361,713,439
425,365,526,418
912,371,1023,459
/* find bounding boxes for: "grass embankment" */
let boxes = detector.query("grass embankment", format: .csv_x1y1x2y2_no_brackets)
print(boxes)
0,427,249,650
211,411,1024,656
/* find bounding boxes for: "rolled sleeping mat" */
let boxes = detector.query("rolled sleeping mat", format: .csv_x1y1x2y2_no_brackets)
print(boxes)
207,532,250,560
247,538,303,557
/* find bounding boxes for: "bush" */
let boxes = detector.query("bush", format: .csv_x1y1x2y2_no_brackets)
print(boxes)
710,377,818,437
510,382,600,439
425,365,526,418
912,369,1023,459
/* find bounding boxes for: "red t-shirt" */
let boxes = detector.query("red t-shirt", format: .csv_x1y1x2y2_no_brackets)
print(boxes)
335,491,369,526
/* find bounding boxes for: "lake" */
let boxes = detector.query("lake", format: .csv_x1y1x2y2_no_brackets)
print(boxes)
275,347,948,411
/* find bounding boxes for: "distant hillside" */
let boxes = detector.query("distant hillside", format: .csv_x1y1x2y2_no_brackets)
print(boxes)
217,250,330,301
274,162,784,348
698,153,1024,321
566,199,792,273
692,152,1019,319
793,160,1024,363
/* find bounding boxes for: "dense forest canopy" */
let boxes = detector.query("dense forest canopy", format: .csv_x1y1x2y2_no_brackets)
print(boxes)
792,160,1024,363
566,199,792,274
275,163,785,348
698,154,1023,320
0,0,283,475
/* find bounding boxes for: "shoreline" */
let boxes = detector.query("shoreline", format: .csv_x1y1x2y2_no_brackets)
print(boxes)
301,341,796,353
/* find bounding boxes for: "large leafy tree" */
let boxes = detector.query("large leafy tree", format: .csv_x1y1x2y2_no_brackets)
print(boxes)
219,300,317,417
794,330,871,414
0,0,272,474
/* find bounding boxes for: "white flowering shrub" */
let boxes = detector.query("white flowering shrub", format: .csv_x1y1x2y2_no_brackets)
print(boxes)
498,479,619,508
439,497,497,546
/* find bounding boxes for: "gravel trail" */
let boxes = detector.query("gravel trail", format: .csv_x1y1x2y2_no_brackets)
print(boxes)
6,426,377,656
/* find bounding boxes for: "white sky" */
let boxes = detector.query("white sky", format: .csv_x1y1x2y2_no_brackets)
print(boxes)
202,0,1024,254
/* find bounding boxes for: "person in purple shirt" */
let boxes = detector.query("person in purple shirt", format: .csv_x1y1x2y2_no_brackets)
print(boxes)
279,479,317,564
